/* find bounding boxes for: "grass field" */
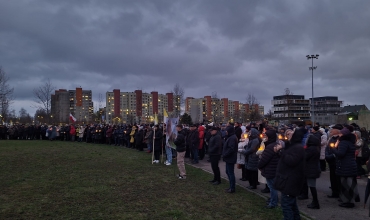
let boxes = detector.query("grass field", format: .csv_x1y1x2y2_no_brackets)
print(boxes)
0,140,283,219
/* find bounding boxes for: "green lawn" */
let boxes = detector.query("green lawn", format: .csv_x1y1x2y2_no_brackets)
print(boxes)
0,140,282,219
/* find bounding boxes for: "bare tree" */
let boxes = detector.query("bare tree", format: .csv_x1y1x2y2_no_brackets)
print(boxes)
0,67,14,123
266,109,274,121
172,83,185,117
33,79,55,121
19,108,32,124
246,93,262,122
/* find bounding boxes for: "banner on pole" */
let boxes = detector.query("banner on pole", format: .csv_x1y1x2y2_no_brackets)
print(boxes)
165,117,179,149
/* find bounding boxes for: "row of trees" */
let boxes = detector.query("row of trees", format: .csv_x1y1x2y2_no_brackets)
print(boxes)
0,66,56,124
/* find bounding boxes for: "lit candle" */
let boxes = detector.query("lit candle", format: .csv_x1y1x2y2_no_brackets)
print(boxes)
330,143,335,148
244,134,248,139
278,134,283,140
260,134,263,138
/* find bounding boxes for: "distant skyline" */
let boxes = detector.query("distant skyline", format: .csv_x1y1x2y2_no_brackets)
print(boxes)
1,0,369,116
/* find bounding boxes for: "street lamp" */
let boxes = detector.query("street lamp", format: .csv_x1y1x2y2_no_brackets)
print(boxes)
306,54,319,125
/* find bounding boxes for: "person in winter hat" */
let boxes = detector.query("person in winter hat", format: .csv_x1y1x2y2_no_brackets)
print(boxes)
239,128,260,189
258,129,280,208
274,128,305,219
222,125,238,193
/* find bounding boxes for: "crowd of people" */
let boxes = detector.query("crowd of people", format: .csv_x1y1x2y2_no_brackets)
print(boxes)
1,121,370,219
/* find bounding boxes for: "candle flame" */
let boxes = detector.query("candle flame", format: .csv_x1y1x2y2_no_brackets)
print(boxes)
330,143,335,148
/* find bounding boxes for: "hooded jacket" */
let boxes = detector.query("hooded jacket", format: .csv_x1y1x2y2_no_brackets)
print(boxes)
208,131,223,156
174,129,186,152
332,133,357,177
241,128,260,171
222,126,238,164
258,130,279,179
274,128,305,196
304,134,321,179
186,128,199,150
198,126,205,150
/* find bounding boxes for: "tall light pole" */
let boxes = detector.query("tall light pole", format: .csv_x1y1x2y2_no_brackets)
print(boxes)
306,54,319,125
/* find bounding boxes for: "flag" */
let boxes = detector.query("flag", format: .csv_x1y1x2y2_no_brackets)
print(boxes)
154,113,158,125
69,113,77,123
163,108,169,118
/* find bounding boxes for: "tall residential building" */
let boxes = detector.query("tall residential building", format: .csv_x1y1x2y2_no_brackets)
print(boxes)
51,88,94,123
185,96,263,123
272,95,310,122
105,89,176,124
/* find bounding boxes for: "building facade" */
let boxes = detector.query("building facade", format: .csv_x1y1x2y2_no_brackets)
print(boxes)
105,89,177,124
272,95,310,122
185,96,263,123
51,88,94,124
310,96,343,125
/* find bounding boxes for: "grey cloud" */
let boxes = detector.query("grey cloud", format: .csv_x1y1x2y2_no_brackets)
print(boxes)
0,0,369,115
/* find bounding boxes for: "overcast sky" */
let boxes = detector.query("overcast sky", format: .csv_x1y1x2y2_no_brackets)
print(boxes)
1,0,369,116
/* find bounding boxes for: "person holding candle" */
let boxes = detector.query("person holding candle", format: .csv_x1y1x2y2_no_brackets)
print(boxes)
274,128,305,219
239,128,260,189
325,124,343,199
330,126,359,208
258,129,280,209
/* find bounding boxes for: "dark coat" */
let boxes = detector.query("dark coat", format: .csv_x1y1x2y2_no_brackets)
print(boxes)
208,133,223,156
222,134,238,164
258,142,280,179
135,130,144,146
304,134,321,179
174,129,186,152
241,128,260,171
186,129,199,150
332,134,357,177
274,129,305,196
153,129,163,151
235,126,242,141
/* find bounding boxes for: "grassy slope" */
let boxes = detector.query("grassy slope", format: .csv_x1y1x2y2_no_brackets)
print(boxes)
0,140,282,219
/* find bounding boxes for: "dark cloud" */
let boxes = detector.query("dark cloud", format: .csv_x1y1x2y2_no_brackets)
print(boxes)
0,0,369,115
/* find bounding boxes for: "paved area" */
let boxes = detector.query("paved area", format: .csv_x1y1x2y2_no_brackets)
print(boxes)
186,158,370,220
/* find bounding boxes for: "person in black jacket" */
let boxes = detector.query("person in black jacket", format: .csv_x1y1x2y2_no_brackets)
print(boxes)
208,127,223,185
258,129,279,209
153,125,163,164
222,126,238,193
234,122,242,141
330,127,359,208
274,128,305,220
174,124,186,179
304,134,321,209
187,124,199,164
240,128,260,189
325,124,343,198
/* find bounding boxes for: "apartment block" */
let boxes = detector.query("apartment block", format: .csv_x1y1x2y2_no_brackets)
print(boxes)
272,95,310,122
51,88,94,123
186,96,263,123
106,89,177,124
